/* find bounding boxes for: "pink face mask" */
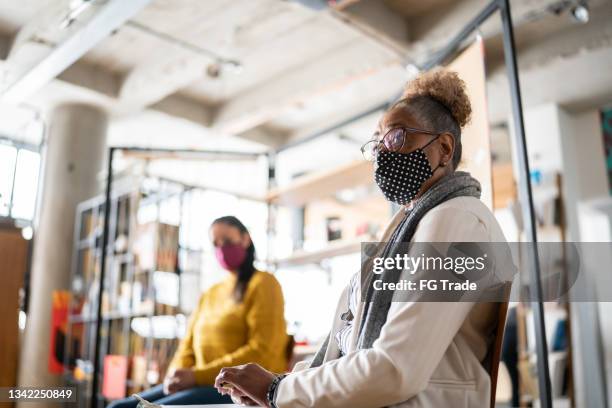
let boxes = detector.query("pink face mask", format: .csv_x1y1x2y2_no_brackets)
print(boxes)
215,243,247,270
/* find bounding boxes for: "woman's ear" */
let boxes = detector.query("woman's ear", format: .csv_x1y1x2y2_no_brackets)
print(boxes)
438,132,454,167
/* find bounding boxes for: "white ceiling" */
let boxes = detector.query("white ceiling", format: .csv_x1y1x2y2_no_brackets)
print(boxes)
0,0,610,184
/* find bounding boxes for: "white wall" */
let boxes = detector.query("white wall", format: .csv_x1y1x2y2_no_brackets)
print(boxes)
578,197,612,406
559,109,609,408
514,104,608,239
509,104,564,229
522,104,564,173
516,104,609,407
557,109,608,240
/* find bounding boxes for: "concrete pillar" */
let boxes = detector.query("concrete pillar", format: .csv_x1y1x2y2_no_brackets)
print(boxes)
18,104,107,395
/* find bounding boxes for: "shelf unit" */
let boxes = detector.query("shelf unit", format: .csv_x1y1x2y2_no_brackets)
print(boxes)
266,160,373,206
271,238,363,268
266,158,387,268
63,181,204,408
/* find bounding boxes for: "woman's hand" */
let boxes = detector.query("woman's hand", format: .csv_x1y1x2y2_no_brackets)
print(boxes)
164,368,196,394
214,363,276,407
229,390,259,406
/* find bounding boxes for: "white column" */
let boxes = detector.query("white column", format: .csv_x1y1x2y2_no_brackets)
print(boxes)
17,104,108,395
519,104,609,407
557,109,609,408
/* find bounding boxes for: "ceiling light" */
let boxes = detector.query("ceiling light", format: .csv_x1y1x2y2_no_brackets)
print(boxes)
571,2,589,23
206,63,221,78
206,60,243,78
21,226,33,240
60,0,95,29
223,60,243,74
405,64,420,80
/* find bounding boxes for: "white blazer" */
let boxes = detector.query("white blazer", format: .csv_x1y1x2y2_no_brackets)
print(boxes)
276,196,510,408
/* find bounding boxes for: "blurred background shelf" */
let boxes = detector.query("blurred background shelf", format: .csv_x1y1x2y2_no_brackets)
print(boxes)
63,178,207,407
266,160,374,206
271,238,364,267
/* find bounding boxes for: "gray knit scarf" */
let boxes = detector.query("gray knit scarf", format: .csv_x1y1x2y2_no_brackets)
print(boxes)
309,171,481,367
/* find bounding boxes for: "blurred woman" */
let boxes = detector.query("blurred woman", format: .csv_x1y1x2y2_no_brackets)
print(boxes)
108,216,288,407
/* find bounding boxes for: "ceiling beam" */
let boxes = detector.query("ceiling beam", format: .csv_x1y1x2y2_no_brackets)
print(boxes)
28,55,216,128
0,31,215,129
116,19,233,110
235,125,291,148
487,43,612,123
404,0,578,65
292,0,410,58
149,94,214,128
0,33,11,60
486,9,612,123
210,38,400,135
0,0,153,104
57,60,120,98
330,0,410,57
485,0,612,73
118,44,214,110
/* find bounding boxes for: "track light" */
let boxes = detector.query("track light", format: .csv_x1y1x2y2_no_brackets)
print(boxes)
571,2,589,23
288,0,331,11
60,0,94,29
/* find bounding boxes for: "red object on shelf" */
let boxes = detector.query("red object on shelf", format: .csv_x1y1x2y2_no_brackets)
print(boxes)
49,291,70,374
102,355,128,399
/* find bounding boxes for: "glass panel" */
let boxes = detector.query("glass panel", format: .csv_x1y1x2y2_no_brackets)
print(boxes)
0,144,17,216
159,194,180,225
179,190,207,250
11,149,40,220
137,202,158,224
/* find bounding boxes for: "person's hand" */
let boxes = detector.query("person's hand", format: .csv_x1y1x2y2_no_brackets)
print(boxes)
162,368,176,395
229,390,259,406
164,368,196,394
214,363,276,407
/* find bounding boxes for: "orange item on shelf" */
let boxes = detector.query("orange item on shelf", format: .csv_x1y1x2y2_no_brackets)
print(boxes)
49,291,71,374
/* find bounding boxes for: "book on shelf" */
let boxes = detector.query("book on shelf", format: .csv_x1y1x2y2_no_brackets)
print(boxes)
102,355,128,399
129,355,147,394
81,210,95,240
133,222,179,272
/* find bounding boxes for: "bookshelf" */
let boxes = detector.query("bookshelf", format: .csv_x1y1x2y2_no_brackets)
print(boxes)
266,160,374,206
63,181,203,408
271,238,363,268
266,159,387,265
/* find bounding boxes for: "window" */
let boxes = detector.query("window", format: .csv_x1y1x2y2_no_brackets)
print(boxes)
0,144,17,217
0,140,41,221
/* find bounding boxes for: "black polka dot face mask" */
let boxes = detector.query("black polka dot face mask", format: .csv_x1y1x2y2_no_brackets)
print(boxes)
374,137,439,205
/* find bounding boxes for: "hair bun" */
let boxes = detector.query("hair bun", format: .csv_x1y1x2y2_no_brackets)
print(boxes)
402,69,472,128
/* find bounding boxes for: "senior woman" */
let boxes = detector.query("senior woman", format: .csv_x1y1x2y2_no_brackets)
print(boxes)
215,69,512,408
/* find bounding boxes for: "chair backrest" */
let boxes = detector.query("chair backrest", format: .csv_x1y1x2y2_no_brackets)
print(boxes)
285,334,296,367
486,283,512,408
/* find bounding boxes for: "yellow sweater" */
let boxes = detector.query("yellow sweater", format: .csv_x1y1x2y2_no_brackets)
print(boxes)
169,270,288,385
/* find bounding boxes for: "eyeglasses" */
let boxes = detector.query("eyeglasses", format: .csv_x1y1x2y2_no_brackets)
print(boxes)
360,126,439,161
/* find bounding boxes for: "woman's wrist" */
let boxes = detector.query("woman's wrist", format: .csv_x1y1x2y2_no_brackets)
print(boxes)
266,373,288,408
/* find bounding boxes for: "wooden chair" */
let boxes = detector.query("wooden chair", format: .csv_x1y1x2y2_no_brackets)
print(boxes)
486,283,512,408
285,334,296,370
